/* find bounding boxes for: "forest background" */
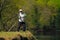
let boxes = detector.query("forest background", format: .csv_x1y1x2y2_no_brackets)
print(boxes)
0,0,60,34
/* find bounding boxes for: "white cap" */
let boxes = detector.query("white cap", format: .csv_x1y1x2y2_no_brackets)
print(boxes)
19,9,23,11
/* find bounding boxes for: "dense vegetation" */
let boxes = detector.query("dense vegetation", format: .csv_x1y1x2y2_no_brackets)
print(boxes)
0,0,60,34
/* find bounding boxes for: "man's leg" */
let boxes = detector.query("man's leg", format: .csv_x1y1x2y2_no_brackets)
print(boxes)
23,22,26,31
17,22,21,31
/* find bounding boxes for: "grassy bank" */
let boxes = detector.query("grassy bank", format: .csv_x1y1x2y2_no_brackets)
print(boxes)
0,31,37,40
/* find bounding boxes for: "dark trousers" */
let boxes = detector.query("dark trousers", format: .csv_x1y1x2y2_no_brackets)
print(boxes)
17,22,26,31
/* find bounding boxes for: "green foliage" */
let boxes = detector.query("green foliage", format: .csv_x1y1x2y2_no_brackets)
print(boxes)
0,0,60,31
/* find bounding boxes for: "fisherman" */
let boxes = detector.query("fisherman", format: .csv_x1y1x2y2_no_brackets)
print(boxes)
17,9,26,31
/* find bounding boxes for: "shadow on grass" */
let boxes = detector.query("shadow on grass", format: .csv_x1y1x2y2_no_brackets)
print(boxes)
0,38,5,40
12,35,28,40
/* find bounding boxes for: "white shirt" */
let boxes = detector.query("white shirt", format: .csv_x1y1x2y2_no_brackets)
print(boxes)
19,12,26,22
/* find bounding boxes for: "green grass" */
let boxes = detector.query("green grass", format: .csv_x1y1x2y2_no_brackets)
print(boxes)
0,31,32,37
0,31,37,40
0,31,56,40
